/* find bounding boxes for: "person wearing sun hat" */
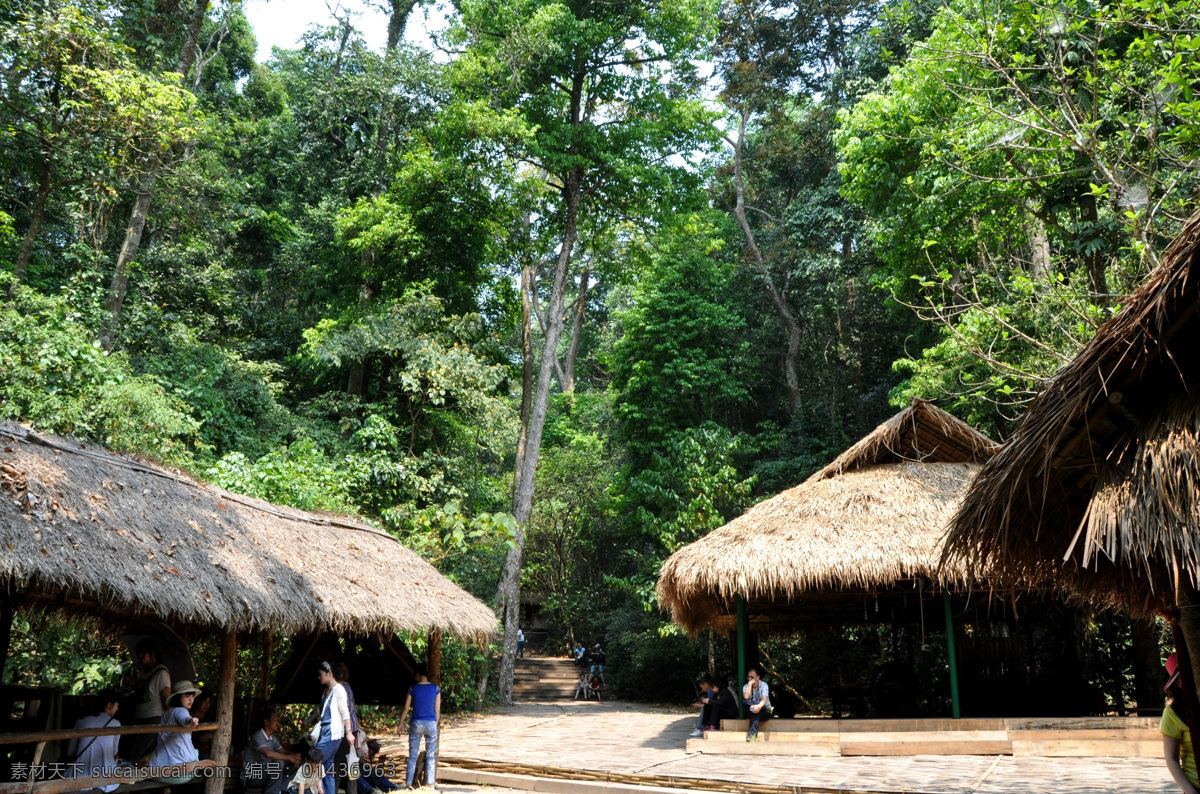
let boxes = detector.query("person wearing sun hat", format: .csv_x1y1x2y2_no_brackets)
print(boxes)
1161,653,1200,794
149,680,201,784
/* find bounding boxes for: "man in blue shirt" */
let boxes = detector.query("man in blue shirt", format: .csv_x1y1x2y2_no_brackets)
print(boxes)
396,664,441,788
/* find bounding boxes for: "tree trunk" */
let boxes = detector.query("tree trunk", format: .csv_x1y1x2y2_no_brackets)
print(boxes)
1027,212,1053,286
562,265,589,394
1079,192,1109,303
386,0,421,48
11,161,52,295
99,0,210,349
100,167,157,350
497,167,582,705
205,628,237,794
730,108,802,416
1178,582,1200,711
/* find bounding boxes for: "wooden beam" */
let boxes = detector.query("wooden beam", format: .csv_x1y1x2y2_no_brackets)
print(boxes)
0,723,217,746
0,761,218,794
205,629,237,794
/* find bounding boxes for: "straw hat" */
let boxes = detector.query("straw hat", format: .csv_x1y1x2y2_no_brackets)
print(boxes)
167,680,201,708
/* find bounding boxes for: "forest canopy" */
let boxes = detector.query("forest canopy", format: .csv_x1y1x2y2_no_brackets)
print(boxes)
2,0,1195,708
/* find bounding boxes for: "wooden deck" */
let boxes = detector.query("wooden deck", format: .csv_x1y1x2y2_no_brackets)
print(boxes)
378,701,1177,794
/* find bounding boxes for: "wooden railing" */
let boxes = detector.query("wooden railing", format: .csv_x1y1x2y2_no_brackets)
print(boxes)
0,723,221,794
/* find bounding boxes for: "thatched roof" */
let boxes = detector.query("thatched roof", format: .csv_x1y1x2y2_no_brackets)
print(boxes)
657,399,998,633
945,208,1200,615
0,421,497,641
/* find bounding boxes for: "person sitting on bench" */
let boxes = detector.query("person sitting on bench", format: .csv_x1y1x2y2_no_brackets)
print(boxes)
66,690,123,792
243,708,301,794
700,676,738,732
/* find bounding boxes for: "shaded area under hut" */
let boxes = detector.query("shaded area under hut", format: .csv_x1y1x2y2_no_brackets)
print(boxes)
946,209,1200,691
658,399,1158,720
0,419,496,793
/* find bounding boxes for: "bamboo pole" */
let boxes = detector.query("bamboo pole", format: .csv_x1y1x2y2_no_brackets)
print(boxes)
942,585,961,719
736,596,749,719
205,629,237,794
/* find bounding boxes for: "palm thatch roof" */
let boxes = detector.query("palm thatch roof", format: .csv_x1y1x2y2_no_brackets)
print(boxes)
0,420,497,641
657,399,999,633
945,208,1200,615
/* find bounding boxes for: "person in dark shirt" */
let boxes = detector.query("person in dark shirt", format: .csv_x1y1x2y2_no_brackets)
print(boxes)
700,676,739,731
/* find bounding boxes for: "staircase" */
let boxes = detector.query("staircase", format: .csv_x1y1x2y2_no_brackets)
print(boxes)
509,655,581,701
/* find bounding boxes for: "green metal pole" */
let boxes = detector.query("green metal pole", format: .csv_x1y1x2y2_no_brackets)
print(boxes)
942,585,961,719
736,595,749,719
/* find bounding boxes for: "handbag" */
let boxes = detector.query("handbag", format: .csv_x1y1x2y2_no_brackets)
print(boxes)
345,744,360,781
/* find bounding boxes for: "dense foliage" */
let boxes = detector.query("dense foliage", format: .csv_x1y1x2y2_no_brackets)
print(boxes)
3,0,1191,713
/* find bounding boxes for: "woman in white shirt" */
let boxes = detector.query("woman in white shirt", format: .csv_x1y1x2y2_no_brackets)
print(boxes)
310,661,354,794
67,691,122,792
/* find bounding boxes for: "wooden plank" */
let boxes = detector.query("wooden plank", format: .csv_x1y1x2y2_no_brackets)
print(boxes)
687,740,841,757
838,719,1004,732
718,720,841,733
840,741,1013,756
1009,728,1159,741
0,723,218,745
1004,716,1159,730
843,731,1009,743
0,761,218,794
1011,740,1162,758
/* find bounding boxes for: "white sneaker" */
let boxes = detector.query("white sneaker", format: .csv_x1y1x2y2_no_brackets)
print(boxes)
688,729,702,737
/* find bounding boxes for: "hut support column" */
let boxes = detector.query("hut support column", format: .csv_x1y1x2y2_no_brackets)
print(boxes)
942,586,961,719
0,595,14,678
428,628,443,684
206,628,238,794
736,596,748,718
1179,581,1200,698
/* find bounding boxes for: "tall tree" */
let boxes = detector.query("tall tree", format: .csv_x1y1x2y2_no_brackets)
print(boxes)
450,0,718,702
99,0,210,349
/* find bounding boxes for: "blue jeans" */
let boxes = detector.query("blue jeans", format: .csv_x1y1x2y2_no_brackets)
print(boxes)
747,705,771,738
406,720,438,786
315,737,342,794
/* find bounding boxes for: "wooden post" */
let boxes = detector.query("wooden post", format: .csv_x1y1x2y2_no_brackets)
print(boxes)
942,585,961,719
736,596,748,719
428,628,442,684
205,629,237,794
0,595,15,680
259,629,274,699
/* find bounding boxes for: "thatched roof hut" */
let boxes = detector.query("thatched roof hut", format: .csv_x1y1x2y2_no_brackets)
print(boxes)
0,420,497,642
657,399,998,633
946,209,1200,619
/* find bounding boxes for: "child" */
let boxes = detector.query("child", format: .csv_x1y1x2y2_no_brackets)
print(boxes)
574,672,590,700
289,747,325,794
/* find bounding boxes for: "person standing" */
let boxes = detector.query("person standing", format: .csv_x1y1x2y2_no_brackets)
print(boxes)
126,639,171,764
517,628,526,660
1162,653,1200,794
67,690,122,792
332,663,362,794
396,663,441,789
742,666,772,741
309,661,354,794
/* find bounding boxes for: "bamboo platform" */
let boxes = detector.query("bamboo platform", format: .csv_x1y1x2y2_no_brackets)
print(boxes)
691,717,1161,758
379,701,1176,793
